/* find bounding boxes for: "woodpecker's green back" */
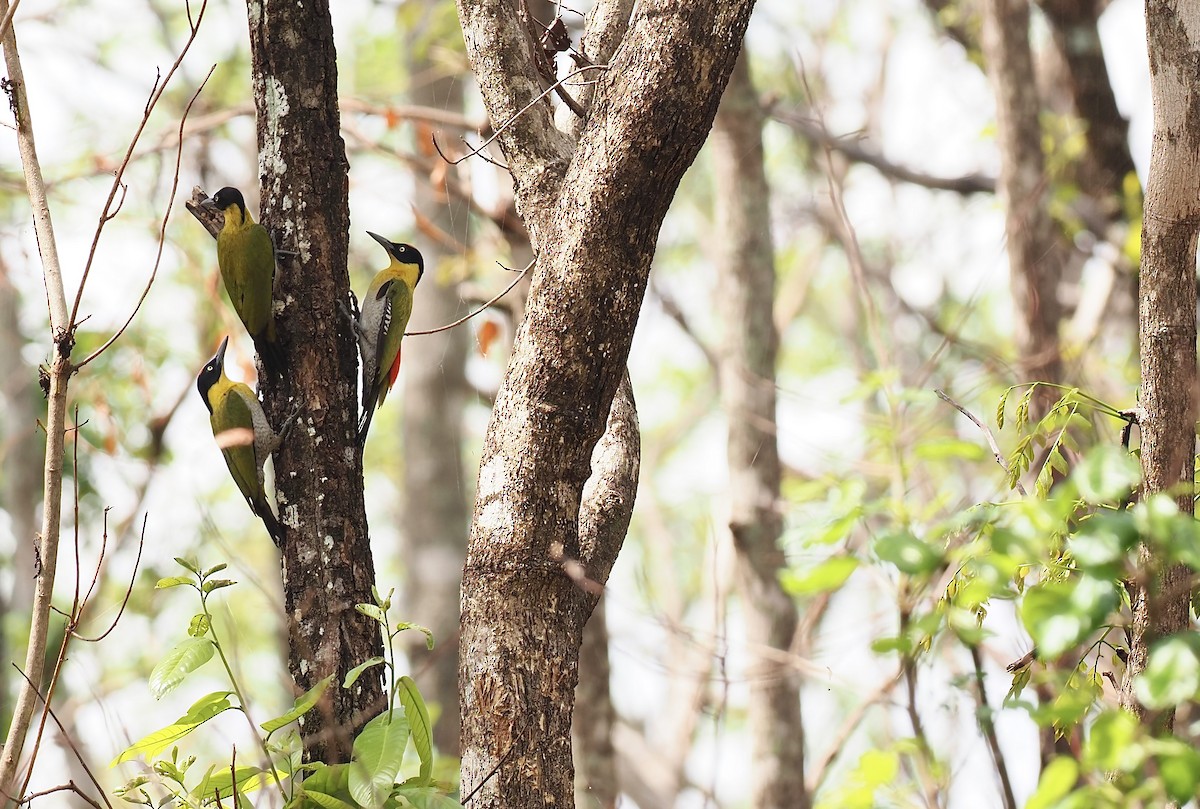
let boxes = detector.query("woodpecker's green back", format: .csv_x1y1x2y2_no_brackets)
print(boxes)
207,187,282,373
197,338,282,543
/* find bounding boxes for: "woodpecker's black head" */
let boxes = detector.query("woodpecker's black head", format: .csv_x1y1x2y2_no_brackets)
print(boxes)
201,187,248,223
197,336,229,413
367,231,425,285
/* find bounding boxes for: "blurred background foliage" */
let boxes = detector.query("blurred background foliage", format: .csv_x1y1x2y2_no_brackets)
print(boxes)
0,0,1178,806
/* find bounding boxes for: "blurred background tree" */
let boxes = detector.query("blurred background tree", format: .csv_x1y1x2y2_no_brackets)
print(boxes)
3,0,1195,807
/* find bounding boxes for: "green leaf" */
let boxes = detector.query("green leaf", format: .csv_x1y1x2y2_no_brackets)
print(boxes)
393,622,435,650
1135,634,1200,709
261,674,335,734
174,557,201,574
780,557,858,595
344,657,387,689
301,791,358,809
1027,757,1078,809
874,532,941,576
188,613,211,638
397,676,433,783
1020,575,1118,659
1068,513,1136,576
996,388,1010,430
356,604,386,624
202,578,237,594
394,784,467,809
807,509,862,546
202,562,229,578
188,766,267,802
149,637,216,699
1084,710,1140,772
155,576,193,589
111,691,234,765
1073,446,1140,503
1156,738,1200,803
350,711,411,809
913,437,987,463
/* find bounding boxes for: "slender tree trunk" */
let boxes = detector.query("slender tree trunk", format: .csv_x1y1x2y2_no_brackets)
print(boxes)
981,0,1066,411
455,2,755,804
711,52,809,809
0,255,40,739
400,50,472,758
1119,0,1200,721
245,0,384,763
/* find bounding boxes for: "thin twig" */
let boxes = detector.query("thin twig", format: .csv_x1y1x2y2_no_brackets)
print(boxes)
75,62,215,368
68,0,209,332
73,518,145,642
11,667,113,809
806,669,903,792
934,388,1028,496
462,743,518,804
21,782,104,809
432,63,608,166
405,256,535,337
969,645,1017,809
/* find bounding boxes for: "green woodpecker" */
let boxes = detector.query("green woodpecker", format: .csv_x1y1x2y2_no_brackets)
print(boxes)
354,232,424,445
202,187,284,374
197,336,285,545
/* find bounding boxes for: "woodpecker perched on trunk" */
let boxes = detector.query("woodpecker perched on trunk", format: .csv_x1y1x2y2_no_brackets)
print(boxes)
197,336,288,545
202,187,284,374
354,232,424,446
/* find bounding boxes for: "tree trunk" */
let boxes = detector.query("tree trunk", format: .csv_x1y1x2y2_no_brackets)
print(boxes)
400,62,472,759
246,0,384,763
1118,0,1200,721
712,52,809,809
455,1,755,805
981,0,1066,410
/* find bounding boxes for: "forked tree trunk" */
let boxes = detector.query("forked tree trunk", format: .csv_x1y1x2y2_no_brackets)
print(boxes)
454,1,757,805
246,0,385,763
1118,0,1200,721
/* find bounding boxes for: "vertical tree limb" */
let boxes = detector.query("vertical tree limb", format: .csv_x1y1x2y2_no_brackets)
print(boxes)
455,1,757,804
0,0,72,789
981,0,1066,412
711,52,809,809
1118,0,1200,722
573,374,639,808
245,0,384,762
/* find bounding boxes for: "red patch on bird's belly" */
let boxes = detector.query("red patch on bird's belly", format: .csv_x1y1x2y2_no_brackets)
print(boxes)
387,346,402,389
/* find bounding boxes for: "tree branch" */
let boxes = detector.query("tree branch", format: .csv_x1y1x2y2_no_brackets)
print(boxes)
773,109,996,195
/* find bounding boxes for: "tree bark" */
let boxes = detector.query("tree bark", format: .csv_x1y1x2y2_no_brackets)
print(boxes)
1119,0,1200,721
399,67,472,758
246,0,384,763
712,52,809,809
455,1,755,805
981,0,1067,409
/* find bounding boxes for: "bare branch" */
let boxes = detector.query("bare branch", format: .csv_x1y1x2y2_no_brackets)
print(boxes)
68,0,209,331
935,389,1028,496
76,64,216,369
773,109,996,195
432,63,608,167
405,256,535,336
